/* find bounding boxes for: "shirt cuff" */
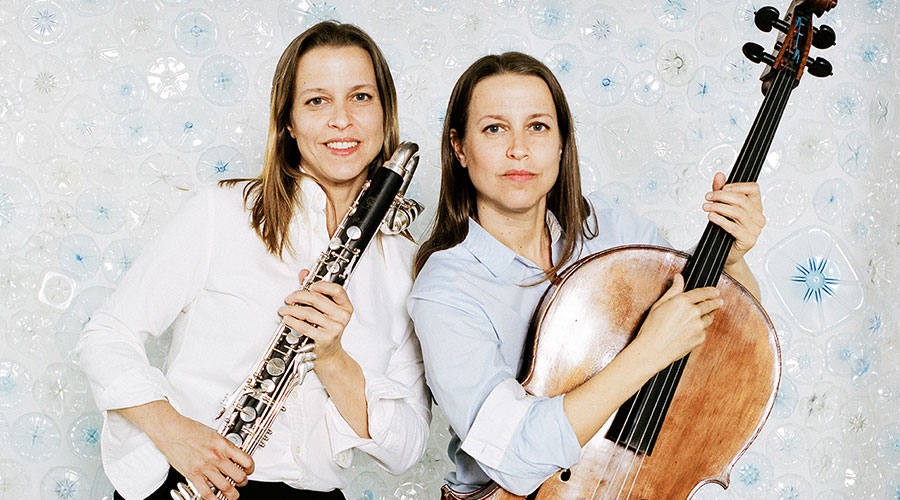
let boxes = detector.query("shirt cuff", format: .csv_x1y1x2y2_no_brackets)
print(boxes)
460,378,536,469
324,371,413,468
92,366,172,412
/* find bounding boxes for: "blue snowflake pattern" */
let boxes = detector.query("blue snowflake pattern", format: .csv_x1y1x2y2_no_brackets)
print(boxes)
790,256,839,303
32,9,58,35
736,464,760,486
55,477,78,499
173,10,218,55
528,0,573,40
867,313,882,335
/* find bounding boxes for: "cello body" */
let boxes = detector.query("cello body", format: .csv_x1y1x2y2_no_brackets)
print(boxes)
438,1,836,497
442,247,780,500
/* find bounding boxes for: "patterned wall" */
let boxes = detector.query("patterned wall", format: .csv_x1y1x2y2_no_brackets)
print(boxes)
0,0,897,499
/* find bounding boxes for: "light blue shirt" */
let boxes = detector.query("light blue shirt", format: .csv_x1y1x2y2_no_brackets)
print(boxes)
407,193,668,495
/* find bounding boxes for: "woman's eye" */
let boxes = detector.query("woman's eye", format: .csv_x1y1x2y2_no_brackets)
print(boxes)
353,93,372,102
484,124,502,134
530,122,549,132
306,97,325,106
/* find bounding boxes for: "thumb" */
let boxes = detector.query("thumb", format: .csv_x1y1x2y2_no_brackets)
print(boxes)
712,172,727,191
298,269,310,285
660,274,684,302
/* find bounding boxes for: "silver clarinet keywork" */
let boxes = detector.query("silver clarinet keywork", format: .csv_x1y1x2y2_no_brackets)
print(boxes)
171,142,422,500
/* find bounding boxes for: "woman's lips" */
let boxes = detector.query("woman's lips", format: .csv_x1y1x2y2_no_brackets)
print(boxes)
503,170,536,182
324,140,360,156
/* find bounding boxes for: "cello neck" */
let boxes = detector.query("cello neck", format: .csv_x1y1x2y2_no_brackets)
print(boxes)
681,68,796,291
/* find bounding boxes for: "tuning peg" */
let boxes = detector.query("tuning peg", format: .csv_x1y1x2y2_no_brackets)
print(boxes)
743,42,776,66
755,6,789,33
812,24,836,49
806,57,833,77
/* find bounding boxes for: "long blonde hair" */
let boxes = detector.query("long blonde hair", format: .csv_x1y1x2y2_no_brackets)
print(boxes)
223,21,399,257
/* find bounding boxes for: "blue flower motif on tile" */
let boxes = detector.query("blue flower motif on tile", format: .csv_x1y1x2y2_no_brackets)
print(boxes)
68,413,102,460
75,188,125,234
721,48,757,94
99,66,148,114
845,33,891,79
12,412,60,461
528,0,573,40
654,0,698,32
765,227,864,333
621,27,659,63
582,57,629,106
57,234,101,281
173,9,218,56
40,466,87,500
838,131,872,178
577,6,619,53
542,43,582,84
114,110,160,155
21,1,68,46
731,452,772,496
825,83,868,128
196,144,248,183
813,178,852,225
856,0,898,24
198,54,248,106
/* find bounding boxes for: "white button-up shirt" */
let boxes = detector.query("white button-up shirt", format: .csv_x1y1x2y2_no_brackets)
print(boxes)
78,178,431,499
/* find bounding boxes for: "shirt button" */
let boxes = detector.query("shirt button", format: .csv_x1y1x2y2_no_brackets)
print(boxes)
295,446,302,455
291,388,299,400
337,451,350,467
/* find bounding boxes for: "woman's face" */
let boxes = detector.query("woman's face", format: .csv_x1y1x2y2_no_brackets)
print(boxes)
288,45,384,189
452,73,562,218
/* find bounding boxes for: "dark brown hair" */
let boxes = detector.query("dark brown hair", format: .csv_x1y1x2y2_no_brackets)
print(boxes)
223,21,399,257
413,52,592,281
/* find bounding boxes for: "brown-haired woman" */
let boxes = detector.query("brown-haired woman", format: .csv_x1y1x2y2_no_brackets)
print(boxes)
78,22,430,500
408,52,765,497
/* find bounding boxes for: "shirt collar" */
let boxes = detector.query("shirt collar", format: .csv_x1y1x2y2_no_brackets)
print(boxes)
461,211,565,279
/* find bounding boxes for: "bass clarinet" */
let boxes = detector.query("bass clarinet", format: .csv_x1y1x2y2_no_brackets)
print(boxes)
171,142,423,500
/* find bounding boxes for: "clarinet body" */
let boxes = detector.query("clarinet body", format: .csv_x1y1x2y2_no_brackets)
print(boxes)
171,142,422,500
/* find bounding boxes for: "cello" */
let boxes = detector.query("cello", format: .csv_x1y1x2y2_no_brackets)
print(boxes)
442,0,837,498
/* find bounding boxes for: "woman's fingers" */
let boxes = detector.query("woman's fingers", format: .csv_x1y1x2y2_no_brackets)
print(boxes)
218,459,248,488
204,467,238,500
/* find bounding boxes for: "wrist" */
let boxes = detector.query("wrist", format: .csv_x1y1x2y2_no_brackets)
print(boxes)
313,348,352,377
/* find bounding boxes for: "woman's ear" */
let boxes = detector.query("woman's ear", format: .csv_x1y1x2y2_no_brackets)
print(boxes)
450,129,466,168
287,123,295,139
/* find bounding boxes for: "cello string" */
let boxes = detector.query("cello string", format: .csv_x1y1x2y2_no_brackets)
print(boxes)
592,49,798,500
617,67,796,498
598,370,666,500
693,68,793,289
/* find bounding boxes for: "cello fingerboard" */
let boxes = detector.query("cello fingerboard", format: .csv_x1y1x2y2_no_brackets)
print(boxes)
605,64,797,456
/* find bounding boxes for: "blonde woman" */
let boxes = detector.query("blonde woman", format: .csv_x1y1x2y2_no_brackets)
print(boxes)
78,22,430,500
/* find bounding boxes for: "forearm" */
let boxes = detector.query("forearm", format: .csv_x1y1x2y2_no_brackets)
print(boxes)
562,342,660,446
113,399,180,445
315,351,370,439
724,257,760,300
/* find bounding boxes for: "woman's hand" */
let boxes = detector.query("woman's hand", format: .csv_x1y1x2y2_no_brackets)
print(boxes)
118,400,253,500
630,274,723,369
703,172,766,267
278,270,354,367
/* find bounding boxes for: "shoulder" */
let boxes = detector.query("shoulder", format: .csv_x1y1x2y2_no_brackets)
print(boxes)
410,243,481,308
583,191,667,248
379,233,418,279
